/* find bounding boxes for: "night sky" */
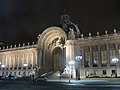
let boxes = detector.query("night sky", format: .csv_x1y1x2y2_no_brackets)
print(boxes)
0,0,120,45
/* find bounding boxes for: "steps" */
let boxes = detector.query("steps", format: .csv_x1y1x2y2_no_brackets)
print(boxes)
47,71,60,80
47,70,69,80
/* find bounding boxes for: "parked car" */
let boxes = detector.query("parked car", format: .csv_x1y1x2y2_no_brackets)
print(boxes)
35,76,47,82
16,76,30,81
0,76,2,80
6,76,16,80
1,76,6,80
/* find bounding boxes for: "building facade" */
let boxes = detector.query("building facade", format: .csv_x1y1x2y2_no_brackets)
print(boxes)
0,14,120,79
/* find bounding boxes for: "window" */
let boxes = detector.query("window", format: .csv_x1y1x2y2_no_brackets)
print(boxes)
92,46,98,67
14,67,17,69
109,44,116,66
101,45,107,67
14,72,16,76
23,72,26,76
93,54,98,67
2,72,4,76
6,72,8,75
94,70,97,75
101,50,107,66
84,47,90,67
112,70,115,74
103,70,106,75
18,67,21,70
10,72,12,75
18,72,21,75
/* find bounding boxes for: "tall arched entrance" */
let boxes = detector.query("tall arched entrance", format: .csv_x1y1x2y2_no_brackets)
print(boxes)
37,26,67,73
51,47,62,71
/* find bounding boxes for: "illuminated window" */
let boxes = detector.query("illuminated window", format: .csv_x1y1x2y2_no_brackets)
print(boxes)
101,45,107,67
92,46,98,67
109,44,116,66
118,44,120,60
101,50,107,66
84,47,90,67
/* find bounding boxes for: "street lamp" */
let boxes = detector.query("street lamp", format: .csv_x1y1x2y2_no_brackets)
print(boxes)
69,60,75,82
34,64,40,76
75,55,82,80
23,64,28,67
23,64,28,76
112,58,119,77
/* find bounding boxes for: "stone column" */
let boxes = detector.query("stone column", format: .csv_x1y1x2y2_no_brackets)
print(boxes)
27,53,28,69
6,56,8,69
106,44,110,67
90,46,93,67
22,54,24,69
2,57,3,65
15,54,17,68
31,53,33,68
4,56,6,69
43,50,46,68
38,49,42,67
33,52,36,67
13,56,15,70
35,52,37,65
8,55,10,69
114,43,118,56
28,53,30,67
81,47,85,68
17,55,19,68
2,56,4,75
66,45,71,65
19,54,23,68
63,47,66,69
9,56,11,69
97,45,101,67
115,43,119,66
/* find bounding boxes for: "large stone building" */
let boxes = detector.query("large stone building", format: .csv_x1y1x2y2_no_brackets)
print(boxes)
0,13,120,79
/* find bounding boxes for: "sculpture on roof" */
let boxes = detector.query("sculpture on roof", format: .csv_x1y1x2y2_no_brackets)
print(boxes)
68,28,75,40
59,11,81,39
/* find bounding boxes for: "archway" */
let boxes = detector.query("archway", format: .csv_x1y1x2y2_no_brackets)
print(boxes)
51,47,62,71
37,26,67,73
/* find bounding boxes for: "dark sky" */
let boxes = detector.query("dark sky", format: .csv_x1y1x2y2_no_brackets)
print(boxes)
0,0,120,45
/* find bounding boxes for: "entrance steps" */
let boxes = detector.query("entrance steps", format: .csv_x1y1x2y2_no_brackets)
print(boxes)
47,70,69,80
47,71,60,80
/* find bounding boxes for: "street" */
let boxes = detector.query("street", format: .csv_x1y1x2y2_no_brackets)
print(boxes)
0,79,120,90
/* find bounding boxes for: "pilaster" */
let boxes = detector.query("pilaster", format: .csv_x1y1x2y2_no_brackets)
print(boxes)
106,44,110,67
97,45,101,67
81,47,84,68
115,43,119,66
90,46,93,67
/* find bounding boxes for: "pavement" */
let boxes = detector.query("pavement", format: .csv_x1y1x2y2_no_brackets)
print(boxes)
47,78,120,85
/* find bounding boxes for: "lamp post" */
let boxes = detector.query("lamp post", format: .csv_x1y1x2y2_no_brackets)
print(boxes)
69,60,75,82
23,64,28,67
75,55,82,80
35,65,38,76
112,58,119,77
34,65,40,76
23,64,28,76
